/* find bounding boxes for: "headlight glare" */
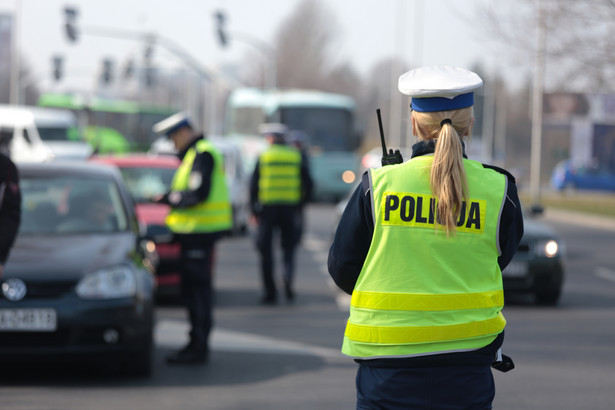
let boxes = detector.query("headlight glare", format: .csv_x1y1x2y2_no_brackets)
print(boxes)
76,265,137,299
342,170,356,184
537,239,559,258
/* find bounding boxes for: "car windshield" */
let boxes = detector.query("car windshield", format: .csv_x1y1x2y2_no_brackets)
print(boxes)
20,175,128,235
118,166,176,203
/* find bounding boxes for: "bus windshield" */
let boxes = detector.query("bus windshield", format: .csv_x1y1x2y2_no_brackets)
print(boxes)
230,106,264,135
279,108,353,151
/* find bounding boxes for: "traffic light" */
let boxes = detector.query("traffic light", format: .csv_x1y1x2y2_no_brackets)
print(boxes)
52,55,63,82
64,7,79,43
101,58,113,84
143,44,155,87
214,11,228,48
144,67,156,87
123,59,134,79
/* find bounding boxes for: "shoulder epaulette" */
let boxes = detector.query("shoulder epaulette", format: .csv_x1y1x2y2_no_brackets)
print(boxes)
481,163,516,184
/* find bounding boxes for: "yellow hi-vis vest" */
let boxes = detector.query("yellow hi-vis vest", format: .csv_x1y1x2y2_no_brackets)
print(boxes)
258,144,302,205
165,139,232,234
342,155,508,359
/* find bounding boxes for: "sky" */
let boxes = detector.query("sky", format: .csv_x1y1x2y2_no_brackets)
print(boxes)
0,0,526,94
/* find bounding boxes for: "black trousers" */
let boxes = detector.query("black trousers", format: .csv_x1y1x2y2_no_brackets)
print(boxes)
255,205,300,299
176,233,216,349
356,364,495,410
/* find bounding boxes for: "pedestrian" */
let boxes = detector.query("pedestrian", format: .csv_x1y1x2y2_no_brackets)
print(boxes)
328,66,524,409
250,123,313,304
0,151,21,279
152,112,232,364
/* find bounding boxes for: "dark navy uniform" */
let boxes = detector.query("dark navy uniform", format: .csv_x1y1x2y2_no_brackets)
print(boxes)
329,140,524,409
0,152,21,272
250,141,312,304
157,135,225,363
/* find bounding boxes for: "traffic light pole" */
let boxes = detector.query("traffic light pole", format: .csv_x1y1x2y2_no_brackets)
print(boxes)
214,10,277,91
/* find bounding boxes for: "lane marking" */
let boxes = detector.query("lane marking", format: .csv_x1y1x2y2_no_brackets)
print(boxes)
595,267,615,283
303,233,352,312
155,320,344,360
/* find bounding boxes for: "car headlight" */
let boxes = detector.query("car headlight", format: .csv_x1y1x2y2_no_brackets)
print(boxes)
76,265,137,299
535,239,559,258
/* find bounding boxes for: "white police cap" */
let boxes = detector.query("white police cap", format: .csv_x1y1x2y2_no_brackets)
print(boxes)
152,112,191,136
398,66,483,112
258,123,288,136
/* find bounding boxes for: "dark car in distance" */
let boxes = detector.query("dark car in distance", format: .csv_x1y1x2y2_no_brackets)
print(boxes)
0,162,156,376
501,212,565,305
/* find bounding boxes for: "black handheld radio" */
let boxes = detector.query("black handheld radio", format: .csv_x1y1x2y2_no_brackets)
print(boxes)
377,108,403,166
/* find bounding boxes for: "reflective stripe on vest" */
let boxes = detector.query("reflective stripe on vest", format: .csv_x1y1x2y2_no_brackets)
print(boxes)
258,145,302,205
165,139,232,233
342,155,508,359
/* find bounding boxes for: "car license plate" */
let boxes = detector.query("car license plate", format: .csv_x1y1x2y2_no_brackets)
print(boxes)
503,262,528,278
0,309,57,332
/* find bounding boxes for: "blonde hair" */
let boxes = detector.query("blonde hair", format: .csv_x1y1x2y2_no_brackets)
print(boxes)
411,107,473,235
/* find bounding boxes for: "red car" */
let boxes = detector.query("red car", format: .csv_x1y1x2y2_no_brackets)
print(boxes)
91,154,181,299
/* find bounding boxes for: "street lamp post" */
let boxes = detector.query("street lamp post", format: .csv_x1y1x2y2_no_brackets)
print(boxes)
529,2,546,214
9,0,22,105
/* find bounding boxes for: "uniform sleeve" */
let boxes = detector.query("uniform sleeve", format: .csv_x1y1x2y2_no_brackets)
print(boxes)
300,154,313,205
161,151,214,208
497,176,524,270
327,173,374,295
249,159,261,215
0,156,22,264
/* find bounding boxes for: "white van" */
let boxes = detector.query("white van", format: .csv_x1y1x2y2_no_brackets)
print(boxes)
0,105,54,162
30,107,92,160
0,105,91,162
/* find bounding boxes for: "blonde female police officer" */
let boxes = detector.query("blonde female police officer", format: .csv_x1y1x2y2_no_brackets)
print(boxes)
328,66,524,409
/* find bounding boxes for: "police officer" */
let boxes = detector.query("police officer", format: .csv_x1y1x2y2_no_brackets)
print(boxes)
328,66,524,409
152,113,232,364
250,123,312,304
0,151,21,278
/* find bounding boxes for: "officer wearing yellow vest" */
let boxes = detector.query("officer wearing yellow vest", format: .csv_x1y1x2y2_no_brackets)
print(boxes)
152,113,232,365
250,123,312,305
328,66,524,409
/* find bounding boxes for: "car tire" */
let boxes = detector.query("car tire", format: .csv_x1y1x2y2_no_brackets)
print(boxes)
121,345,152,377
535,288,561,306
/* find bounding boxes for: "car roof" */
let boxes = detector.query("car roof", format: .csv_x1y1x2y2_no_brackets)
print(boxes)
90,153,181,168
17,160,124,181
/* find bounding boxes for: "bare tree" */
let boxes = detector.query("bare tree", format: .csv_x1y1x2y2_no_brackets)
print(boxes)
476,0,615,92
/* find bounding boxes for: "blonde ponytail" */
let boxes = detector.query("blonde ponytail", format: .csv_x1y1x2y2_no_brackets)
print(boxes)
411,108,473,235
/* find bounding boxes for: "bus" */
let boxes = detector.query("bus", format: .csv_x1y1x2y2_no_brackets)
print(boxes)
37,92,177,153
224,88,362,202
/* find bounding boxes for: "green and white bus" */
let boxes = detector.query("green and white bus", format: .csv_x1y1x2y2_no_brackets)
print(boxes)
38,92,177,153
224,88,362,202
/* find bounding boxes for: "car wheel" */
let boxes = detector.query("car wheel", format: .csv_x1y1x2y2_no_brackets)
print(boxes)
121,345,152,377
535,288,561,306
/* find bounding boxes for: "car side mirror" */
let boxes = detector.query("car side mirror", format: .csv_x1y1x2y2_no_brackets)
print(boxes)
144,224,174,244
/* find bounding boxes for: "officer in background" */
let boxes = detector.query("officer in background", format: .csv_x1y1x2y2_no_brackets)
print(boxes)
152,113,232,364
328,66,524,409
0,151,21,278
250,123,312,304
